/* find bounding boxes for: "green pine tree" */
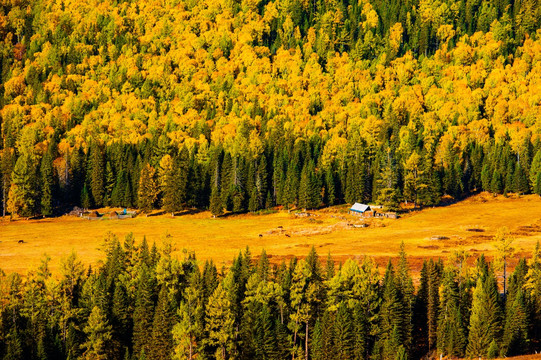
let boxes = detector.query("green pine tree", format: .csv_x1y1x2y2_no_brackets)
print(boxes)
40,148,54,216
137,163,159,211
501,289,529,356
150,286,174,360
210,184,223,217
81,306,113,360
104,161,115,206
535,172,541,196
466,274,502,358
333,302,354,359
437,269,466,358
89,143,105,207
132,265,154,358
173,284,202,360
8,152,39,217
513,162,530,194
205,283,235,360
81,183,91,210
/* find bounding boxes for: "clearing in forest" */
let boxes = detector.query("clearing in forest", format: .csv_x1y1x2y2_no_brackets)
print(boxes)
0,192,540,275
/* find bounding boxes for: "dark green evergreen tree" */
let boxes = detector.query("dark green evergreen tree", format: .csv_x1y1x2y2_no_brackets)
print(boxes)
333,302,354,359
150,286,174,360
132,264,155,358
513,162,530,194
40,148,54,216
89,142,105,207
437,269,466,357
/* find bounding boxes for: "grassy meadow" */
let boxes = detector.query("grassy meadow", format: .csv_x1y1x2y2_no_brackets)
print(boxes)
1,192,540,275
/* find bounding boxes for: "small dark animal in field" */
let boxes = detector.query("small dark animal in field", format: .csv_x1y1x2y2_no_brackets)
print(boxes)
285,234,291,237
18,240,24,244
259,234,263,238
278,225,283,229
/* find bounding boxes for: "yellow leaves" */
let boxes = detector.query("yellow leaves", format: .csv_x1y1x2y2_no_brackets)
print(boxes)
4,69,26,99
453,36,475,65
158,154,173,187
241,0,260,13
507,122,531,156
437,24,455,45
248,129,263,159
321,136,347,167
361,3,378,31
388,22,403,58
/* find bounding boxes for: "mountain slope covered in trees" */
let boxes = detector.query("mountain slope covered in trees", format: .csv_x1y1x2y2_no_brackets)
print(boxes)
1,0,541,216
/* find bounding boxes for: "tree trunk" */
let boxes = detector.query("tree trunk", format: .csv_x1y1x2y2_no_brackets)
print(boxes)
305,322,309,360
503,257,507,299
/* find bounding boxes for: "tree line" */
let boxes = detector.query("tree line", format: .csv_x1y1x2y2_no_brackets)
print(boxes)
1,0,541,217
2,133,541,217
1,230,541,359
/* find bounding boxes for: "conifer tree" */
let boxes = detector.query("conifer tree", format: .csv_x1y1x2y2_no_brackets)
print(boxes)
321,310,336,360
89,143,105,207
311,318,323,360
210,158,223,217
333,302,354,359
514,162,530,194
396,242,414,352
150,286,174,360
255,155,268,209
205,283,235,360
466,273,502,358
257,304,276,359
104,161,115,206
8,152,39,217
284,160,299,208
173,284,202,360
376,145,400,211
413,261,429,356
426,259,442,352
4,328,23,360
437,269,466,358
132,265,154,358
81,183,91,210
137,163,159,211
375,261,404,359
111,282,131,355
298,160,320,210
1,148,15,218
403,151,426,208
491,170,503,194
324,167,336,206
501,289,529,356
40,147,54,216
535,172,541,196
81,306,113,360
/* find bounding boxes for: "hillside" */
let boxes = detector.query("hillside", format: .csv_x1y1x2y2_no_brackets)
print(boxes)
0,0,541,220
1,192,540,274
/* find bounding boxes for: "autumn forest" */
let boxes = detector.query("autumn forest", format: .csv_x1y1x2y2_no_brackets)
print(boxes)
0,0,540,217
1,0,541,358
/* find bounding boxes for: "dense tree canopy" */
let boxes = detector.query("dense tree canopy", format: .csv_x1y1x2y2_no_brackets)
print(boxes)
0,0,541,216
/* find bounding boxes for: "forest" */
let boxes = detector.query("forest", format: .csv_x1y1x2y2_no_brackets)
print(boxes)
0,0,541,217
0,231,540,360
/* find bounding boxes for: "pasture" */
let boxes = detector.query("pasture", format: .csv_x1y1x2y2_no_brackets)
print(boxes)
1,192,541,275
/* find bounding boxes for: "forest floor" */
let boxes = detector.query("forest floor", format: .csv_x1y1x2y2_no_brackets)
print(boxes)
1,192,541,276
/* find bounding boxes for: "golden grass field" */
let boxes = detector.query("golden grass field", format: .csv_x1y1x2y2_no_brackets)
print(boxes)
1,192,541,275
